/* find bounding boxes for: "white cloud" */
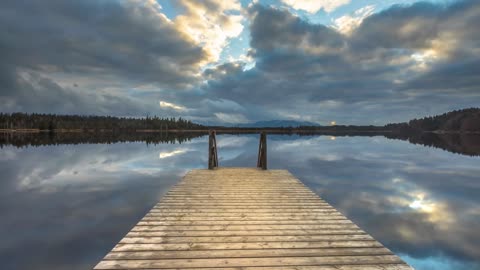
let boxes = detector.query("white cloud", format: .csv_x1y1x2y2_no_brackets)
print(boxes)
128,0,171,22
334,5,375,34
159,100,187,111
174,0,244,64
281,0,351,13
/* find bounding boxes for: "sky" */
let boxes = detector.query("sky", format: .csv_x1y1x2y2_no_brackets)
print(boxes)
0,0,479,125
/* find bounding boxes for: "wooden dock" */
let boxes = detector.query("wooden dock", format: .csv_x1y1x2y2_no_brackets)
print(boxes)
94,168,411,269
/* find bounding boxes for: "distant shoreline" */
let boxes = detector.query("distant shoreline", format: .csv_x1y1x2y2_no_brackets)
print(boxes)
2,108,479,134
1,128,479,134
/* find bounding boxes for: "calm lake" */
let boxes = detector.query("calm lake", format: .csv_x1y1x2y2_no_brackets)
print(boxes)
1,134,479,270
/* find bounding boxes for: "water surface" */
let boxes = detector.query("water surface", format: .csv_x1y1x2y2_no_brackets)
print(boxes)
0,134,479,270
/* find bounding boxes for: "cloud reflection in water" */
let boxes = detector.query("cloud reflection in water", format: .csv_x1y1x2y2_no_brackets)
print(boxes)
0,135,479,270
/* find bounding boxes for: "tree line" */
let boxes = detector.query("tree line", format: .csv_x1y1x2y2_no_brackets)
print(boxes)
385,108,480,132
0,112,205,131
1,108,478,132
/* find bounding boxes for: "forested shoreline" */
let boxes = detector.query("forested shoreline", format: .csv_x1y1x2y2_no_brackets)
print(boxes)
0,108,479,133
0,113,204,131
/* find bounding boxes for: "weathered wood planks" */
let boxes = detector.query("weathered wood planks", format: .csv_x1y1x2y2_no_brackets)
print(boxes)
94,168,412,270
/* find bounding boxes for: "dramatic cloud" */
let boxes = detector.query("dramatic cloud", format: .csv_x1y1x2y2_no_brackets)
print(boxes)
201,0,480,124
0,0,479,124
0,0,210,114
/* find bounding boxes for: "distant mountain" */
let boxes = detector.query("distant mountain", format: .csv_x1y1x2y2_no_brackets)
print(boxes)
234,120,319,128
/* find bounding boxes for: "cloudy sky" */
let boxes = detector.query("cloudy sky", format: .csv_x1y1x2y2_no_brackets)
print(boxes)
0,0,479,125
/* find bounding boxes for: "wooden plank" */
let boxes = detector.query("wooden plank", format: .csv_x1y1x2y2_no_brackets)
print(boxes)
145,212,347,217
113,241,383,252
125,229,366,237
170,187,314,189
162,196,319,198
153,204,331,208
153,204,333,208
104,247,392,260
95,255,403,269
141,215,348,221
164,191,317,194
161,199,324,202
137,220,351,225
130,224,359,231
168,185,310,188
158,200,328,203
119,234,374,244
148,209,338,213
164,193,317,195
94,168,411,270
170,189,313,191
95,265,412,270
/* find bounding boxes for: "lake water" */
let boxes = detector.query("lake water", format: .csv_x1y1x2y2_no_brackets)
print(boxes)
1,134,479,270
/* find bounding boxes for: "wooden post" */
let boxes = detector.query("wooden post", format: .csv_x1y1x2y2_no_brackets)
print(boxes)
257,132,267,170
208,130,218,169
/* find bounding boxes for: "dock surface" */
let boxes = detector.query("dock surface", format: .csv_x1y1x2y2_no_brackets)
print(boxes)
94,168,411,269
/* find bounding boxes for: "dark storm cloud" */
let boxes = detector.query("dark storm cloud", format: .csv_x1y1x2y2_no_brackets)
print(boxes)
353,1,480,95
202,0,480,124
1,0,479,123
402,58,480,94
0,0,204,84
2,70,155,115
350,2,443,50
0,0,206,114
249,6,345,53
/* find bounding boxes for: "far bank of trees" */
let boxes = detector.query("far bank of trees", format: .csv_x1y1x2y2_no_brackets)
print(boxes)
1,108,478,133
385,108,480,132
0,113,205,131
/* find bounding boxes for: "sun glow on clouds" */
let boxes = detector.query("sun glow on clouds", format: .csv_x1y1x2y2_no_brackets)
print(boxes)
174,0,244,64
411,49,439,70
281,0,351,13
159,101,187,111
391,180,455,225
408,194,454,225
409,193,435,213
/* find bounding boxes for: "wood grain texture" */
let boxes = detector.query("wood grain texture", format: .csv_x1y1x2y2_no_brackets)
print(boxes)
94,168,412,269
